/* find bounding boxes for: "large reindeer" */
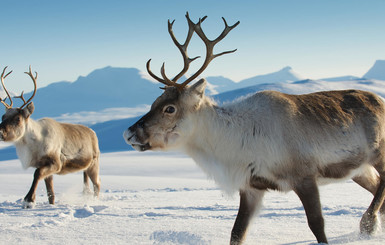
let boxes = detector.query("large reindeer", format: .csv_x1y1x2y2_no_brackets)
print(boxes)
124,13,385,244
0,66,100,209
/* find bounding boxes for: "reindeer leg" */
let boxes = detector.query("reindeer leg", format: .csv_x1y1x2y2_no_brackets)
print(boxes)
85,159,100,198
230,189,264,245
23,168,42,208
294,176,328,244
353,165,385,221
82,171,92,195
44,175,55,204
360,179,385,234
23,156,60,209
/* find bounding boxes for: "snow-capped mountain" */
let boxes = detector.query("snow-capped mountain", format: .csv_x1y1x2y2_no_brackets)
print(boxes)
205,76,236,95
205,66,304,94
234,66,304,88
11,66,161,119
363,60,385,80
2,65,305,118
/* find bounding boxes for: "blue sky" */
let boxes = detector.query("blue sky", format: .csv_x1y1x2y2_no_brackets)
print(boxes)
1,0,384,93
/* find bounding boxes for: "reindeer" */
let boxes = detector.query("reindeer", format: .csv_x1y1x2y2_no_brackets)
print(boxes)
123,13,385,244
0,66,100,209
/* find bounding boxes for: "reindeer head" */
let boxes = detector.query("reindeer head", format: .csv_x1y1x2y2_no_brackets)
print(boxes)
123,13,239,151
0,66,37,142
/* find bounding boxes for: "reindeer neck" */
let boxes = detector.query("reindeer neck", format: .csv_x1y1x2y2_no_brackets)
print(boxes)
15,117,41,146
184,99,259,160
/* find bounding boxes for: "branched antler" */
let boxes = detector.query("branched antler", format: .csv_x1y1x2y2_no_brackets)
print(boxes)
181,16,240,88
146,12,239,91
0,66,14,109
18,66,38,109
0,66,38,110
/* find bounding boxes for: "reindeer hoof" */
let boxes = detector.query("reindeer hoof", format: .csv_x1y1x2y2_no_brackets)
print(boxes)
22,200,35,209
360,212,381,235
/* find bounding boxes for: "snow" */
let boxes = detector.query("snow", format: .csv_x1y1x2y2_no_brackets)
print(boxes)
1,151,385,244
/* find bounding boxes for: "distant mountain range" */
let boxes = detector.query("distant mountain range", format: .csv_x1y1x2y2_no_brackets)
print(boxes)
0,60,385,160
2,60,385,119
5,67,161,119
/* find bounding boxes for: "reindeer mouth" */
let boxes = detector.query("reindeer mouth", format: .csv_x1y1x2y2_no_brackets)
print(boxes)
123,130,151,152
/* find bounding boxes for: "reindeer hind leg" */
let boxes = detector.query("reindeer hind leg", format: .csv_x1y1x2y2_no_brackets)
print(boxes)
44,175,55,204
82,171,92,195
85,158,100,198
360,160,385,234
352,165,385,223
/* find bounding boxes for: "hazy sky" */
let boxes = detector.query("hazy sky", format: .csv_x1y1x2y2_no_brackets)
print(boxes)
1,0,384,93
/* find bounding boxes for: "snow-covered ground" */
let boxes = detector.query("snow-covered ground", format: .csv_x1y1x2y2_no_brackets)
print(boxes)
2,75,385,244
1,151,385,245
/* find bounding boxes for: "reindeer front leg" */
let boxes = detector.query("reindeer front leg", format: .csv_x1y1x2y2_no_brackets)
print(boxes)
294,176,327,244
23,168,42,208
23,156,60,208
231,189,264,245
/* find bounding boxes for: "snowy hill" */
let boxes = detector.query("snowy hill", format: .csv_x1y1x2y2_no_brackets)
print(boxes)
363,60,385,80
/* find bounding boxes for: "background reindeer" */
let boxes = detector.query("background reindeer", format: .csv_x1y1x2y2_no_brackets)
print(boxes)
124,13,385,244
0,66,100,209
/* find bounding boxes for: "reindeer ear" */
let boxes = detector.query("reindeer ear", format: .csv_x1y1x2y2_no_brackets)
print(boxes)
22,102,35,118
187,78,207,97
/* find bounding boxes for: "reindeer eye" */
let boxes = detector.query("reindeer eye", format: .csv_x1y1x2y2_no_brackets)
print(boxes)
164,106,176,114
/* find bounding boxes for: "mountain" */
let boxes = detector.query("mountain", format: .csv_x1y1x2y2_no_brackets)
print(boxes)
91,116,140,153
20,67,161,119
7,66,304,119
233,66,303,89
205,66,304,94
215,78,385,104
363,60,385,80
205,76,236,95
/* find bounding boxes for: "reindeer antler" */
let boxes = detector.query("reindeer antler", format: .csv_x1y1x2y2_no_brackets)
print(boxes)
16,66,38,109
0,66,14,109
146,12,239,91
0,66,38,110
181,15,240,88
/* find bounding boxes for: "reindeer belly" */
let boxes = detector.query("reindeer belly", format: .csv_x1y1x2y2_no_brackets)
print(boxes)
59,156,93,175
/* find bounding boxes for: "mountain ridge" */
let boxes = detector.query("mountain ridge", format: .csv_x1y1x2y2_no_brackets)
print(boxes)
363,60,385,80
